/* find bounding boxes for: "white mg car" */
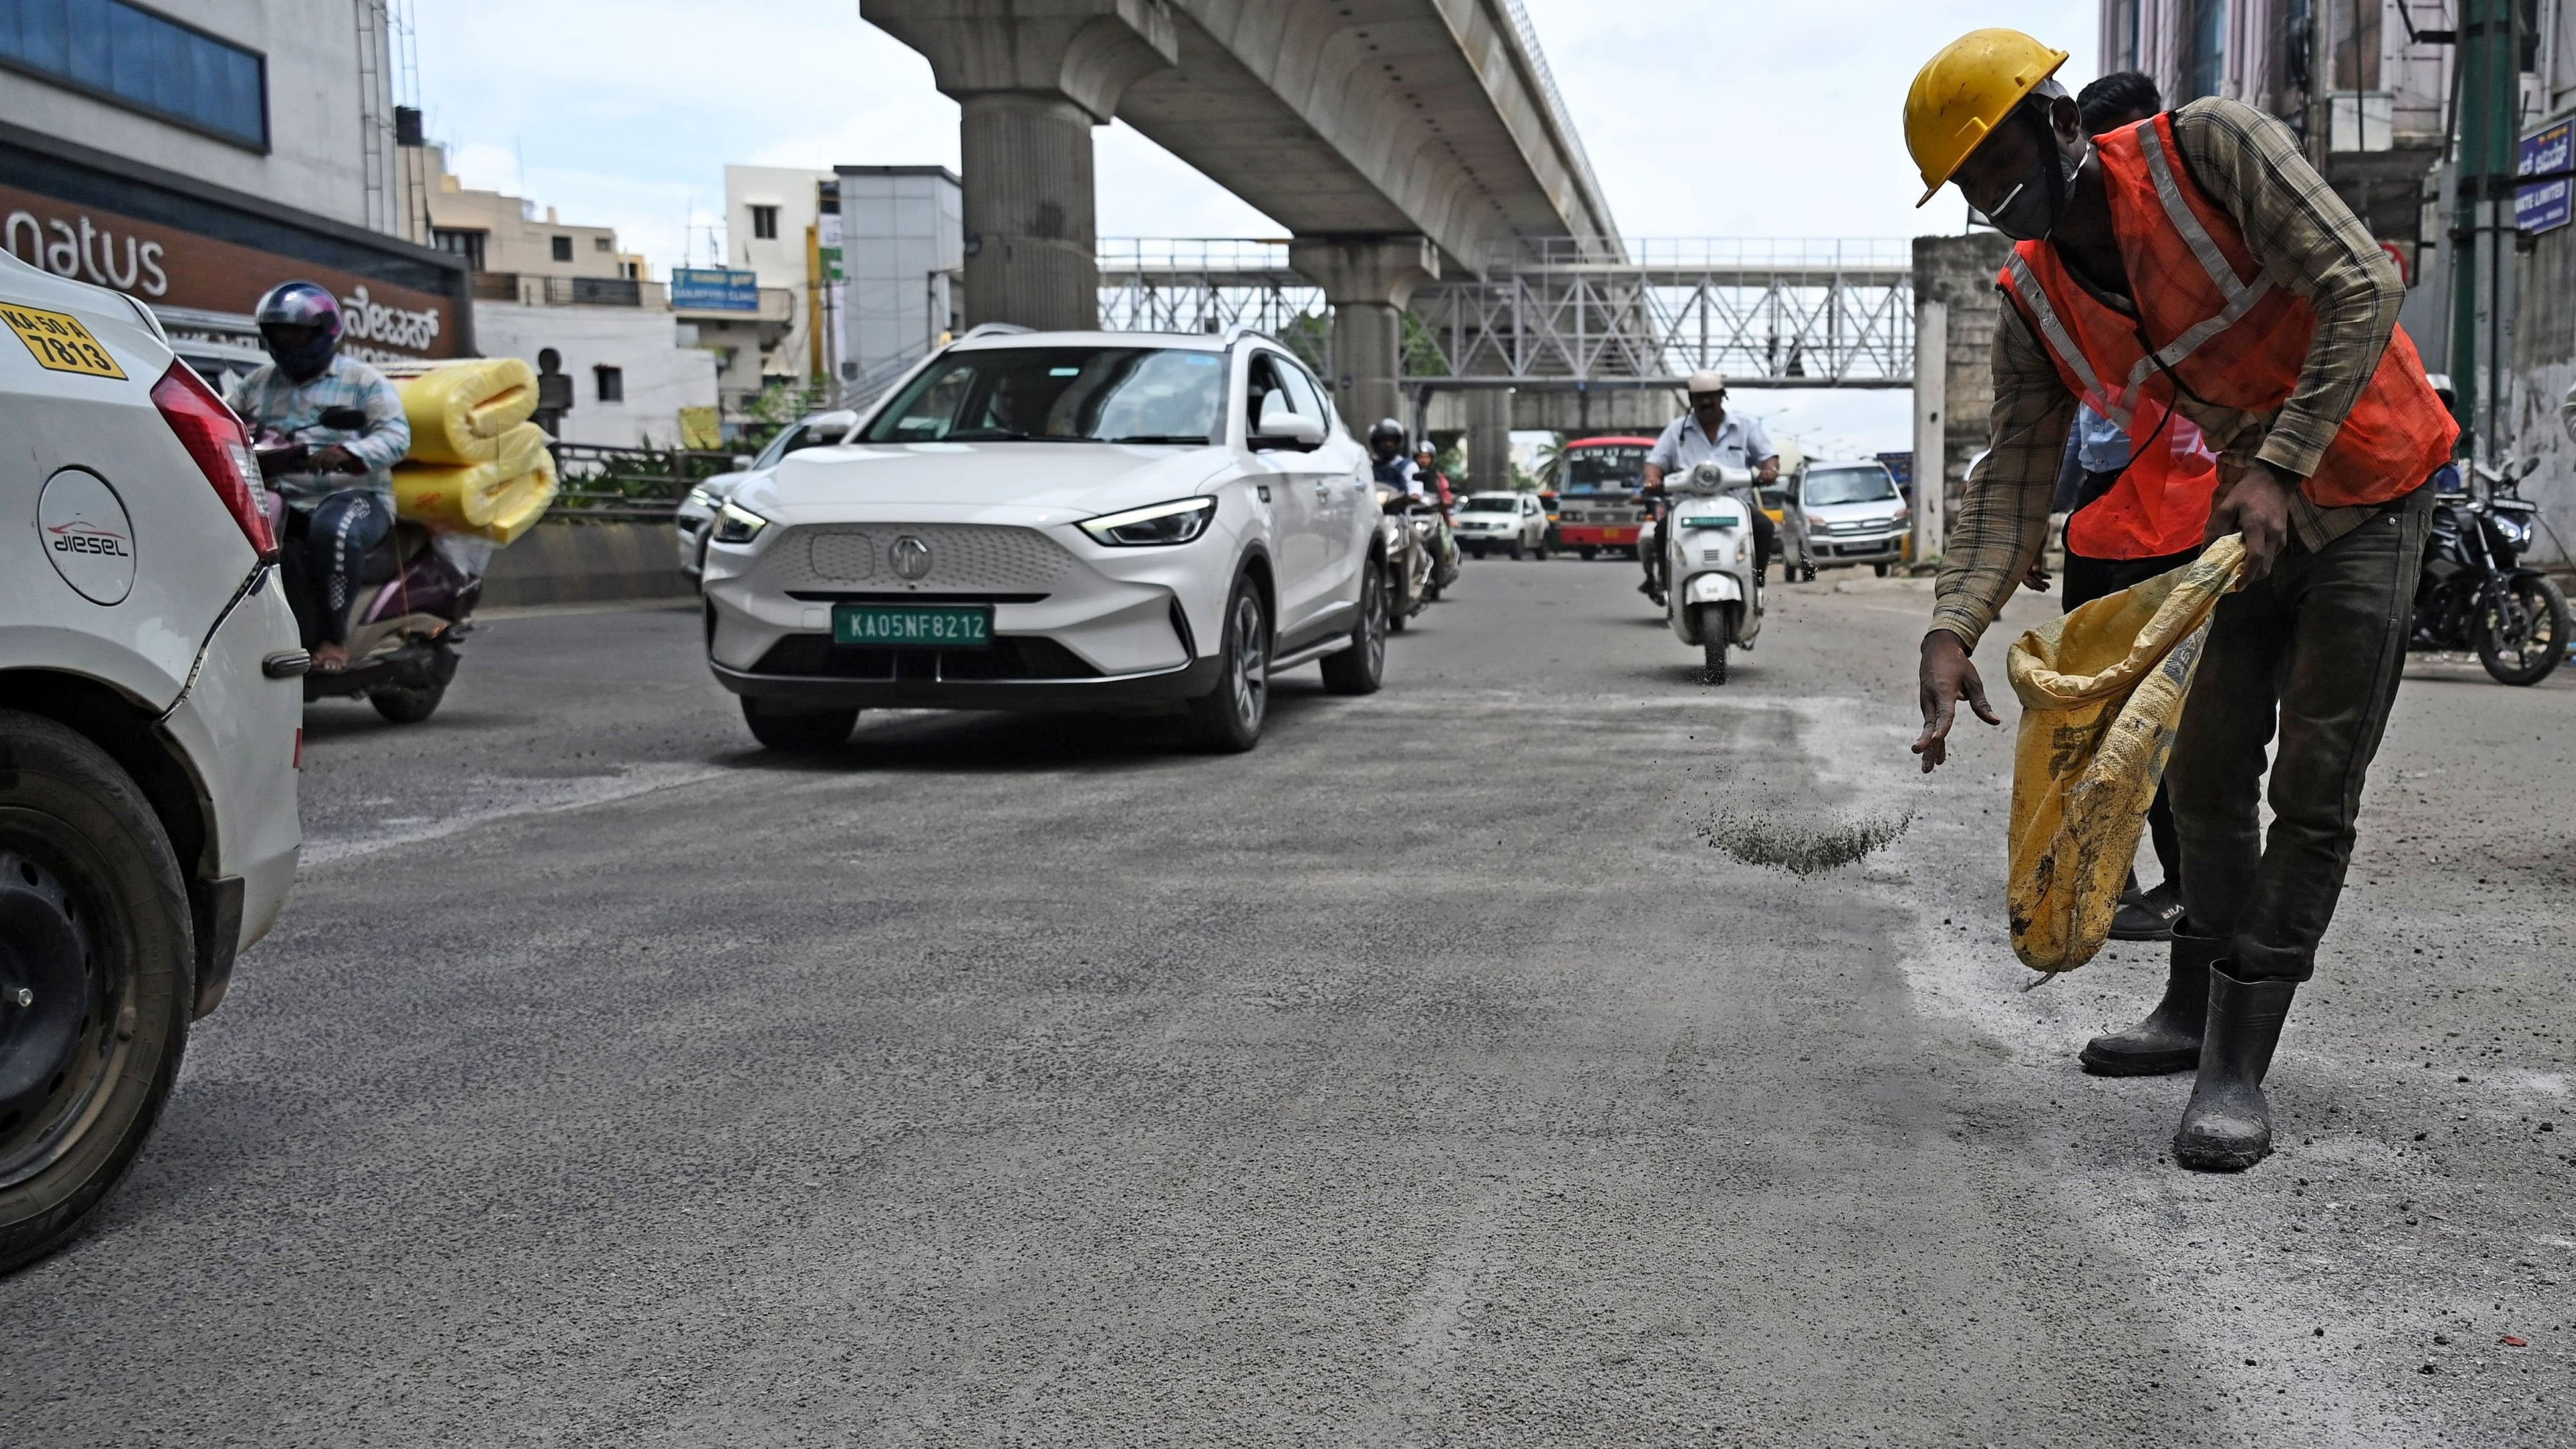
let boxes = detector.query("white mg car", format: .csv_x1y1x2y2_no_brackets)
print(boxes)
700,327,1389,752
0,253,303,1271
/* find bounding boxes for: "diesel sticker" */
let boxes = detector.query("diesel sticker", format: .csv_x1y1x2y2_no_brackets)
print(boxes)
3,303,126,378
38,468,136,604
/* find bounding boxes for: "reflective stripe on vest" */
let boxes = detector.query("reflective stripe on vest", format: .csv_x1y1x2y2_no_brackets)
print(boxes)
2000,253,2131,429
1995,109,2454,517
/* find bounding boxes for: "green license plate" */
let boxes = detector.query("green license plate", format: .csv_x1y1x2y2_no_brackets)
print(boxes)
831,604,992,648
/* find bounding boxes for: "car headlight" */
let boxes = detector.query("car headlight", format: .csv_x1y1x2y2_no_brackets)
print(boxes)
684,485,724,511
1080,496,1217,547
712,499,771,545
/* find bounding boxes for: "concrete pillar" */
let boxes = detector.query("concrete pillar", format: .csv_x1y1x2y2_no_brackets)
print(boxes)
1910,233,2013,548
1467,387,1513,490
861,0,1178,330
1911,299,1947,562
1290,236,1439,431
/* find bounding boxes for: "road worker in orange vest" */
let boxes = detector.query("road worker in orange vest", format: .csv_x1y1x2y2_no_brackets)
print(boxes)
1903,30,2456,1172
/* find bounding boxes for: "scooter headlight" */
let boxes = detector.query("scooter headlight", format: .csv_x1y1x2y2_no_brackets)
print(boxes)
2491,512,2532,548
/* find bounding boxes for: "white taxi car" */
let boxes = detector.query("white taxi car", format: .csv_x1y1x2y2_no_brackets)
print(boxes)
1453,491,1550,558
700,327,1389,752
0,253,303,1271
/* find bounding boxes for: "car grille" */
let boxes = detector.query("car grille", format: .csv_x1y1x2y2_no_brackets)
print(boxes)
750,634,1103,681
773,523,1079,593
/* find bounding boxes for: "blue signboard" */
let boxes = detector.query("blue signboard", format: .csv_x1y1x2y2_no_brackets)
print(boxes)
670,267,760,312
2517,120,2572,235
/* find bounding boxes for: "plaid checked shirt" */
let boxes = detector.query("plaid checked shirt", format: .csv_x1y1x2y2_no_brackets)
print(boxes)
223,355,412,509
1932,97,2408,651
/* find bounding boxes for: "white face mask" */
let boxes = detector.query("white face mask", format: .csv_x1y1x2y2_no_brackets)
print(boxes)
1985,110,2091,243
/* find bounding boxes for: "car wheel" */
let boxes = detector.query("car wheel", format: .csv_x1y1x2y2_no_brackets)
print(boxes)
0,710,193,1275
1508,542,1524,560
741,698,859,752
1578,545,1598,561
1187,578,1269,752
1875,563,1892,577
1320,557,1388,696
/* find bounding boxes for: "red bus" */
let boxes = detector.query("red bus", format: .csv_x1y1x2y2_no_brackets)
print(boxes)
1551,436,1655,556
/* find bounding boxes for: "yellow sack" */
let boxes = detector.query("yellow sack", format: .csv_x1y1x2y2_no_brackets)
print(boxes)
2004,535,2245,974
391,356,537,465
391,422,553,538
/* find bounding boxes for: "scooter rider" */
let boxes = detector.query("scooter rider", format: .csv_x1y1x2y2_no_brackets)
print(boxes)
225,281,412,674
1640,372,1794,598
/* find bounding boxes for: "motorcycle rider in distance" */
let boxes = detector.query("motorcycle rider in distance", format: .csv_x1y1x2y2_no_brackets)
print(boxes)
1413,440,1455,507
225,281,412,675
1639,372,1794,600
1368,417,1416,489
1369,418,1461,581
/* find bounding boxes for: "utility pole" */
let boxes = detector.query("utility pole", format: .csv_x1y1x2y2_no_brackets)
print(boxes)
2450,0,2521,463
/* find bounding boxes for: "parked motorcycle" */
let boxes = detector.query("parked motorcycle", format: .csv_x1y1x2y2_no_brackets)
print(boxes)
1659,461,1765,683
2411,456,2568,686
1375,486,1441,631
256,419,484,723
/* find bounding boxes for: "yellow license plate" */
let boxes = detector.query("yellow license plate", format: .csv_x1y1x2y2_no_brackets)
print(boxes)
2,304,126,379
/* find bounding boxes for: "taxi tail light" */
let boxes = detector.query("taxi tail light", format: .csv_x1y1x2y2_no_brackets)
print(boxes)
151,360,278,563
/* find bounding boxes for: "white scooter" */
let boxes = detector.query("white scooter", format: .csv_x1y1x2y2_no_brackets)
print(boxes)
1661,460,1765,683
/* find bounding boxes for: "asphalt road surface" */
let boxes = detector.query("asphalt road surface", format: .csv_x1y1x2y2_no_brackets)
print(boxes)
8,560,2571,1446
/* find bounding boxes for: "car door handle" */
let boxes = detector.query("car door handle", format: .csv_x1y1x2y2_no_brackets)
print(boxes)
1313,480,1330,497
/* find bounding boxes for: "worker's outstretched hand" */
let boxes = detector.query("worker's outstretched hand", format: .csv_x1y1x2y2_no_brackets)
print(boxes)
1914,630,1998,774
2206,460,2297,583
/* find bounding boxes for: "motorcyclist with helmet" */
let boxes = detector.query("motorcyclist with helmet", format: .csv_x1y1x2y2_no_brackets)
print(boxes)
1369,418,1461,579
225,281,412,674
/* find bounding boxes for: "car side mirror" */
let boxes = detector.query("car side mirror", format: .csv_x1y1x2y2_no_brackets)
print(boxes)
1251,394,1326,452
732,454,755,471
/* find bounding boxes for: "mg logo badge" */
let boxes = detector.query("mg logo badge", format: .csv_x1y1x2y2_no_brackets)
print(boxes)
889,534,933,581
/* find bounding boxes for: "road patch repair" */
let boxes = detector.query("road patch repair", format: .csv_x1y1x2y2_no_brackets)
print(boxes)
1696,805,1914,874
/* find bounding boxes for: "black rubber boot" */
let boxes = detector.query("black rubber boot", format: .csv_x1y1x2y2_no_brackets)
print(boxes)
2172,964,2299,1172
2078,920,2219,1076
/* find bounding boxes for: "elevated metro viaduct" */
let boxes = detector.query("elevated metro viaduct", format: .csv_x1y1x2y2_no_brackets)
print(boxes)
860,0,1620,487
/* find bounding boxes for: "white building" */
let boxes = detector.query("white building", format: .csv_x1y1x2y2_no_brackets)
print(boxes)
836,166,963,397
472,304,718,452
719,163,964,412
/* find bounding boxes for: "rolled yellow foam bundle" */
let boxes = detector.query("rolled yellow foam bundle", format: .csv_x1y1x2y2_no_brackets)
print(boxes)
393,421,556,543
394,356,537,465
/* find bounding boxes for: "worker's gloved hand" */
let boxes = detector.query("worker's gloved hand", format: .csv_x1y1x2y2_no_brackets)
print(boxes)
1914,629,1999,774
2206,460,2297,583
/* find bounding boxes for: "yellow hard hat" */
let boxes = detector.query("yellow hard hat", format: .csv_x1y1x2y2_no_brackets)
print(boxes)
1904,29,2071,207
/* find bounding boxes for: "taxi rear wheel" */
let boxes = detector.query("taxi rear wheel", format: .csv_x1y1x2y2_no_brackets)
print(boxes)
0,710,192,1275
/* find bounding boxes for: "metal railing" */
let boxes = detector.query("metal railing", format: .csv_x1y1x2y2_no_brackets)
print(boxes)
1494,0,1613,249
470,273,648,307
547,442,740,522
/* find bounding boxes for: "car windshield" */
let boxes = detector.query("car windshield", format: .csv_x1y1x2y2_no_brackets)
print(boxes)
860,346,1226,444
1804,466,1900,507
753,419,849,469
1462,496,1520,513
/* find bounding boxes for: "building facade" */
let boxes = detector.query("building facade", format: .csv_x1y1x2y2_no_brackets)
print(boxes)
1,0,470,361
2104,0,2576,563
386,135,719,450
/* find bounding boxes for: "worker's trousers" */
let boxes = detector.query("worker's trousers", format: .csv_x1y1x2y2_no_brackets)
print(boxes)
2166,483,2432,982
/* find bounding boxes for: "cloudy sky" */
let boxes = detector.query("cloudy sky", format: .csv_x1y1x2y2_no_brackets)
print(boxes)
409,0,2097,453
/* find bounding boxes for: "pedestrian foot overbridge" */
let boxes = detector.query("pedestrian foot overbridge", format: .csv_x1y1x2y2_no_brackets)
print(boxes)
1096,236,1919,483
861,0,1622,426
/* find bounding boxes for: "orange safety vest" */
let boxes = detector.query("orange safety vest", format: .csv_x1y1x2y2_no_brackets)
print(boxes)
1997,111,2456,559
